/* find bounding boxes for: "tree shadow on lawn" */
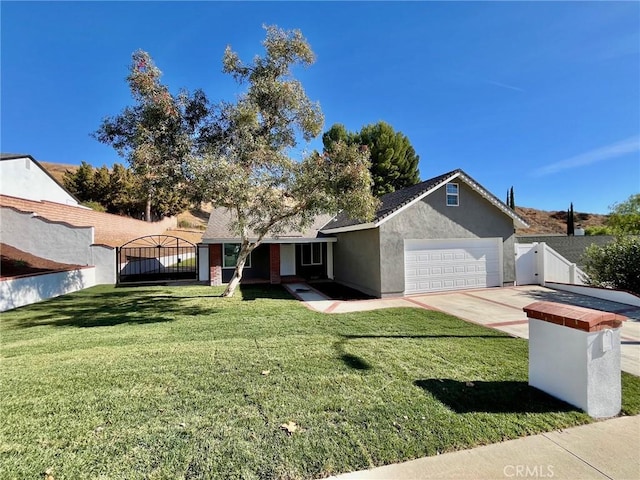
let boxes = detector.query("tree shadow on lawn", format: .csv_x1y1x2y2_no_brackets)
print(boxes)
343,334,516,340
333,339,373,370
4,293,221,329
415,379,578,414
334,334,518,371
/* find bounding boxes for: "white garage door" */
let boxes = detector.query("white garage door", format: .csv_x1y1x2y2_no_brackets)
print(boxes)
404,238,502,294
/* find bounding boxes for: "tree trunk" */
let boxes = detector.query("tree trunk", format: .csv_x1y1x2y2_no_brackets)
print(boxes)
145,196,152,222
222,245,252,297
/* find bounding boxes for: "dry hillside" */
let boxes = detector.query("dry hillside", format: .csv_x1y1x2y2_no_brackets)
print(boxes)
516,206,608,235
39,162,608,235
40,161,78,185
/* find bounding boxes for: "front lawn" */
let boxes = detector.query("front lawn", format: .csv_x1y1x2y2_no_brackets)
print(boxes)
1,285,638,479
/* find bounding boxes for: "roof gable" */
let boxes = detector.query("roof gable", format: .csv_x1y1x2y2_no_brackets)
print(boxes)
0,153,81,205
320,169,528,233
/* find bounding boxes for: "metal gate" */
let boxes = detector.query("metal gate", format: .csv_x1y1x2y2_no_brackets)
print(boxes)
117,235,198,284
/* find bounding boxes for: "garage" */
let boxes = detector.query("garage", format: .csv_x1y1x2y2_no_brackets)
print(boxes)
404,238,502,294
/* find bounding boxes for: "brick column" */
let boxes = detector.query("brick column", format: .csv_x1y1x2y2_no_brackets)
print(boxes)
209,244,222,286
269,244,281,284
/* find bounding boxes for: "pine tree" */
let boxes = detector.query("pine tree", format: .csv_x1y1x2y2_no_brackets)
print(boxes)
567,202,575,236
323,121,420,196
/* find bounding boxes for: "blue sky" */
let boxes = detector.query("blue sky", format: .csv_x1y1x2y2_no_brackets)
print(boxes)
2,1,638,214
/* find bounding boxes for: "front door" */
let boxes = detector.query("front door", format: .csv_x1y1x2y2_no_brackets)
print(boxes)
280,244,296,276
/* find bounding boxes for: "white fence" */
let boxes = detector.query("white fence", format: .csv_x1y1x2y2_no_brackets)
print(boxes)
516,242,587,286
0,267,96,312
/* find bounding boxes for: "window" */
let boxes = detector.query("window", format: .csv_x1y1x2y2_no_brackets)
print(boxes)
446,183,459,206
301,243,322,266
223,243,251,269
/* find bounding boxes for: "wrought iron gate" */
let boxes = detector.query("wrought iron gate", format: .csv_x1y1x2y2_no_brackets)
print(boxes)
117,235,198,284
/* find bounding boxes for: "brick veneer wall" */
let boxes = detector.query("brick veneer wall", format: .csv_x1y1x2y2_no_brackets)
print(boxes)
209,244,222,286
269,244,281,284
0,194,176,246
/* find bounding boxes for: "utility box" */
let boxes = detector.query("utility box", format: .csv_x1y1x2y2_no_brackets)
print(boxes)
523,301,626,418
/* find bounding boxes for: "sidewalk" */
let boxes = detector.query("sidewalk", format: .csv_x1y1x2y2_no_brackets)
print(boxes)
330,415,640,480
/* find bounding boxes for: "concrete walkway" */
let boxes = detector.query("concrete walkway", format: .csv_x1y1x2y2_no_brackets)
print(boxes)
331,415,640,480
283,284,640,376
282,283,640,480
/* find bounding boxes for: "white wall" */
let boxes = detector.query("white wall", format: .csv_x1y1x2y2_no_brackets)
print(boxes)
528,318,621,418
1,207,115,285
0,267,96,312
547,282,640,308
0,156,79,205
91,244,116,284
1,207,93,263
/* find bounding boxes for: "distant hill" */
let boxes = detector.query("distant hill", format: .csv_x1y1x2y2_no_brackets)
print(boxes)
38,162,608,235
516,206,608,235
40,161,78,185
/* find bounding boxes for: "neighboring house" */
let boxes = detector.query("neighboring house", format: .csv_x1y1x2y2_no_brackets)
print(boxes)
1,153,178,248
1,153,178,286
201,169,528,297
0,153,81,205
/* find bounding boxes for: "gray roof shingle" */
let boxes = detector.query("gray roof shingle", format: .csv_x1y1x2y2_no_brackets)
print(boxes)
322,169,461,230
203,207,334,242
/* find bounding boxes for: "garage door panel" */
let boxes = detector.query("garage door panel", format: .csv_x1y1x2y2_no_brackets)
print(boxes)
404,238,502,294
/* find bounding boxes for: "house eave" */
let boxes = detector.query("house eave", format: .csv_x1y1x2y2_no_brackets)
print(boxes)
201,237,337,244
319,222,377,234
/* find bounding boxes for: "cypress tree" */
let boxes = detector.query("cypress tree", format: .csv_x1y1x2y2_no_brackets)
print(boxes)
567,202,575,236
509,186,515,209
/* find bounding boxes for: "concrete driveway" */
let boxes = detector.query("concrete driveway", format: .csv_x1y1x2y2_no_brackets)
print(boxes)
408,285,639,377
287,284,640,376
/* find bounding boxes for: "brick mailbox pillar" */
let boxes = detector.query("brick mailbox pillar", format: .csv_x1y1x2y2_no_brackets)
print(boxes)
523,301,626,418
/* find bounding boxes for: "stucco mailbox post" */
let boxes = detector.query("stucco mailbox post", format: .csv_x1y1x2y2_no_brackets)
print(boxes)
523,301,626,419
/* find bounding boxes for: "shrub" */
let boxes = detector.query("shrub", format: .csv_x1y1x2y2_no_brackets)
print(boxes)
585,225,614,236
81,201,106,212
583,236,640,294
177,219,193,228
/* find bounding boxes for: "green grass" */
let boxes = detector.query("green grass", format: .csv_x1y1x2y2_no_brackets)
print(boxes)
167,257,197,268
1,284,638,479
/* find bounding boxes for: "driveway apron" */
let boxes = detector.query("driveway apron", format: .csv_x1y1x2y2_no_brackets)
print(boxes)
287,283,640,376
409,285,640,376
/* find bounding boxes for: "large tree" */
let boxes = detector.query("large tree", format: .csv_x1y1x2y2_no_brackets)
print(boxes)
63,161,188,219
323,121,420,196
94,50,207,221
191,26,378,297
607,194,640,234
